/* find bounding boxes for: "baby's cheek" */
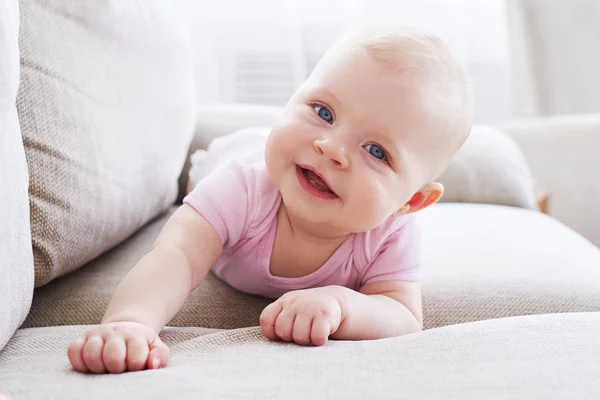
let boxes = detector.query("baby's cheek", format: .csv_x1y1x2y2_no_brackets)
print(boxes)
350,185,392,230
269,122,305,155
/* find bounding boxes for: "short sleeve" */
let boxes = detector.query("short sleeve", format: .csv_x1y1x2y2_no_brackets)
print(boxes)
359,216,422,287
183,161,253,249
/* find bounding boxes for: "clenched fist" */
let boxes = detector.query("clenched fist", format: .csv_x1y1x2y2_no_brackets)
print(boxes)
67,321,169,374
259,288,343,346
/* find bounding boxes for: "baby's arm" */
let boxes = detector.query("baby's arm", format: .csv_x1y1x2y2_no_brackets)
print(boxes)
331,280,423,339
101,204,222,331
259,282,422,345
68,204,222,373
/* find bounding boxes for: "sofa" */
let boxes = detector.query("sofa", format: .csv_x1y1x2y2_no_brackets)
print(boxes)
2,1,600,399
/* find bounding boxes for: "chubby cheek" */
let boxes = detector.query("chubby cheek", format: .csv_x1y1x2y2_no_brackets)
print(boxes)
345,181,396,231
267,117,308,158
266,125,292,174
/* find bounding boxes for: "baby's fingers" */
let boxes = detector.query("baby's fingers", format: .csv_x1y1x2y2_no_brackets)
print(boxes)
103,337,127,373
260,301,284,341
147,336,169,369
310,315,330,346
67,337,88,373
274,308,296,342
126,337,150,371
292,313,313,346
82,335,107,373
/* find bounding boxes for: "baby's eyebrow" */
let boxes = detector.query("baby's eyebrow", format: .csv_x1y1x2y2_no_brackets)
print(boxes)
307,85,341,105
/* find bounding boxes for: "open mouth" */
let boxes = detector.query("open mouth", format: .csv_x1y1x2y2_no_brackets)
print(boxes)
296,165,338,200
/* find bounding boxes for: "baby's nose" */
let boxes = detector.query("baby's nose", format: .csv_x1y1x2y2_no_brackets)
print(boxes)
313,137,350,169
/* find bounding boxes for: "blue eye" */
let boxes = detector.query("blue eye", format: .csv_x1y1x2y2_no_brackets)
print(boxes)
364,144,387,161
314,105,334,124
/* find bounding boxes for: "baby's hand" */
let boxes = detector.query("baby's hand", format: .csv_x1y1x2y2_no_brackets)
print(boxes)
259,288,342,346
67,321,169,374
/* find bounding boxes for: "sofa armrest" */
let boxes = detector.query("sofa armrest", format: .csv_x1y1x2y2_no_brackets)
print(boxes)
498,113,600,246
177,103,284,201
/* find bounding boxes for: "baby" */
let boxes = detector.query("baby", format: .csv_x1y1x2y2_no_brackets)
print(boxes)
68,25,473,374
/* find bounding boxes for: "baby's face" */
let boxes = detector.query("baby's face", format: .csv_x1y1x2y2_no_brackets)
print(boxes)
265,45,444,234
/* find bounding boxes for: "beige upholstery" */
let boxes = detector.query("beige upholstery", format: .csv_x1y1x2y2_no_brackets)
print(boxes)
420,203,600,328
17,0,196,287
0,0,34,352
23,204,600,331
437,125,537,209
3,312,600,399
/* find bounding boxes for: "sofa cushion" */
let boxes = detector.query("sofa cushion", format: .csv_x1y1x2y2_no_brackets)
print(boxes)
17,0,196,287
23,204,600,330
3,313,600,398
0,0,34,352
419,203,600,328
437,125,538,209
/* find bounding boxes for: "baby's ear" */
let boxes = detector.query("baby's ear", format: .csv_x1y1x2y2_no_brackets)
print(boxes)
394,182,444,216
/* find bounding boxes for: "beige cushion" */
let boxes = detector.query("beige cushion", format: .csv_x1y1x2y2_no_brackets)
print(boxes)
4,313,600,398
23,204,600,330
17,0,196,287
437,125,537,209
420,203,600,328
0,0,34,351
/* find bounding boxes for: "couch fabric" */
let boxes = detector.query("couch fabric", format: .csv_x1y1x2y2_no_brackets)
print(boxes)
419,203,600,328
17,0,196,287
3,312,600,399
22,203,600,331
0,0,34,352
436,125,537,209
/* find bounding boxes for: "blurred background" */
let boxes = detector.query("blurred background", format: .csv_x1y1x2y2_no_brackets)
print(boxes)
173,0,600,125
174,0,511,124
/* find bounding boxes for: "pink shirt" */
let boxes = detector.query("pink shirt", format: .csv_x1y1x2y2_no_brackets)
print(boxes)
183,129,422,299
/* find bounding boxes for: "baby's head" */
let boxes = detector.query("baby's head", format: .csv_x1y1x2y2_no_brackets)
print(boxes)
265,26,473,234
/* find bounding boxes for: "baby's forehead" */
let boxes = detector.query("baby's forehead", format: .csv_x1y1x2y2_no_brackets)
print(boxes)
319,72,438,131
307,42,468,134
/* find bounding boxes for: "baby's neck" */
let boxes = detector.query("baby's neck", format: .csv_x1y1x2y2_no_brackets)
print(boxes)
269,203,350,278
277,202,350,248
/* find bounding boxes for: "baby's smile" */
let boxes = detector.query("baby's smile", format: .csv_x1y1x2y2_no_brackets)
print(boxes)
296,164,338,200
